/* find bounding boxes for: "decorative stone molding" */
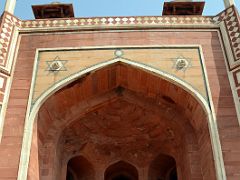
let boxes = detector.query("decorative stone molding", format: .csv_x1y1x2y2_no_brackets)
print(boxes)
213,6,240,124
0,12,20,141
0,13,20,75
213,6,240,69
172,56,192,72
20,16,214,29
0,13,217,76
46,56,67,73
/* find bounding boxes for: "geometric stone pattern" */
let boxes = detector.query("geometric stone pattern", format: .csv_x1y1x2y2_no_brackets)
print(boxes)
21,16,214,28
0,12,215,77
0,12,21,69
0,12,20,105
213,6,240,117
213,6,240,68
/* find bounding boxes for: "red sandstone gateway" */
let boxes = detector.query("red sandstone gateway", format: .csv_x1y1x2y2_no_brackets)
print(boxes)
0,0,240,180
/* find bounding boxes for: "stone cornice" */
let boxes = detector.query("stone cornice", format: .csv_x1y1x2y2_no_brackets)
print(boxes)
20,15,216,30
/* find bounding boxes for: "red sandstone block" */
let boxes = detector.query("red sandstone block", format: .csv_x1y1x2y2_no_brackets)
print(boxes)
10,89,30,98
208,75,230,85
225,163,240,175
2,125,24,137
220,127,240,139
222,141,240,151
0,168,18,178
217,116,239,128
213,97,235,108
0,148,21,167
216,108,237,116
7,98,28,107
0,136,22,145
4,117,25,127
227,176,240,180
223,152,240,162
13,79,31,88
5,112,26,120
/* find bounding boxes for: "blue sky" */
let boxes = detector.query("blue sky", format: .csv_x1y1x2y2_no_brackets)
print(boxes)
0,0,240,20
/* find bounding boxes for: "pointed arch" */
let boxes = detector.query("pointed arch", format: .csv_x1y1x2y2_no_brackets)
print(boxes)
67,155,95,180
148,153,177,180
104,161,138,180
17,58,226,180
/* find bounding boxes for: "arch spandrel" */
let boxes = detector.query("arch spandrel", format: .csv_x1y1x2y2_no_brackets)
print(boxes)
33,47,207,102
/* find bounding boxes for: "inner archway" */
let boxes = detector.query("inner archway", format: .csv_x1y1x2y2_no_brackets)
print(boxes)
104,161,138,180
26,62,219,180
148,154,178,180
66,156,95,180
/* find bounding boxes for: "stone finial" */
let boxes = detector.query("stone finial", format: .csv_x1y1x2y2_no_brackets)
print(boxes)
4,0,17,14
223,0,235,8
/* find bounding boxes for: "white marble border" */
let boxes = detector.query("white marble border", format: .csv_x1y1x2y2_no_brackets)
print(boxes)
17,45,226,180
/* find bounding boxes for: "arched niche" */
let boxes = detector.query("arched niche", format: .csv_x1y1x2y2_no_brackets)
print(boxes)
148,154,177,180
23,61,224,180
104,161,138,180
66,156,95,180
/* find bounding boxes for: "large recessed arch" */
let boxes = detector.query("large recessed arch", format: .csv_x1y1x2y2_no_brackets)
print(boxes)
18,59,226,180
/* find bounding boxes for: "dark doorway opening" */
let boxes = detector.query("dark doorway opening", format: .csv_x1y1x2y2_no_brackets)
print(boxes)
149,154,178,180
105,161,138,180
66,156,95,180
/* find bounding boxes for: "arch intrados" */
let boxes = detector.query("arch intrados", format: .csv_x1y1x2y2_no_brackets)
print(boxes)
57,111,192,163
48,89,196,145
37,61,208,136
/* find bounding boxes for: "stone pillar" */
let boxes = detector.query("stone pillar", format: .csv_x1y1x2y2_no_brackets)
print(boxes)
4,0,17,14
224,0,235,8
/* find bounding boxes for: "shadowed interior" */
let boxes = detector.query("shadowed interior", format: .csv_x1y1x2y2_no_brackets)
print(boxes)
104,161,138,180
66,156,95,180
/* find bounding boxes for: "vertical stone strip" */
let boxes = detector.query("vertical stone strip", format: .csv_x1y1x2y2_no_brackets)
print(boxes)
0,12,20,141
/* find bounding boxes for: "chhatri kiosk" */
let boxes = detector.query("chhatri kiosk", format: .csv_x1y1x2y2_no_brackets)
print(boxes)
0,0,240,179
